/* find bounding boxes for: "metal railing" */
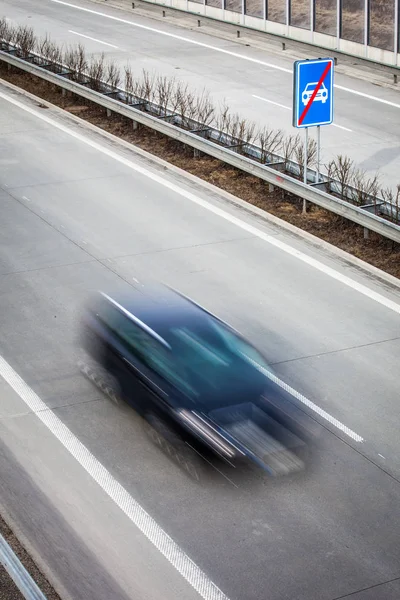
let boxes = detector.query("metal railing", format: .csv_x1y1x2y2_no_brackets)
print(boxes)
0,533,48,600
1,47,400,244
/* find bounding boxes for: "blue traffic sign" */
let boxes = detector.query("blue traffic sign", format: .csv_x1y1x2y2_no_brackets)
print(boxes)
293,58,334,128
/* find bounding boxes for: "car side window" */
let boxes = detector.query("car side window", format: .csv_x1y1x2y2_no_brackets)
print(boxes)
96,302,151,363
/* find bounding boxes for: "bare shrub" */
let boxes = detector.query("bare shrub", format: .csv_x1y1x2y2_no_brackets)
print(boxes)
182,90,197,124
280,134,301,172
140,69,156,103
36,35,63,66
380,184,400,223
193,90,215,127
14,25,35,58
124,64,135,103
295,137,317,181
215,102,232,142
155,75,176,113
87,53,106,91
351,169,380,205
170,80,187,115
172,82,195,125
327,155,354,199
64,44,87,81
257,127,284,164
228,115,256,149
0,17,14,45
106,61,120,90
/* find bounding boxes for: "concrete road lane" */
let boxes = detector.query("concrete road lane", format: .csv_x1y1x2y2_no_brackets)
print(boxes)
1,84,400,600
1,0,400,190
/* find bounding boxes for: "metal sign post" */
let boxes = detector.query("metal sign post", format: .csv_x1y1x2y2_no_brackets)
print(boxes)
303,127,308,213
293,57,334,201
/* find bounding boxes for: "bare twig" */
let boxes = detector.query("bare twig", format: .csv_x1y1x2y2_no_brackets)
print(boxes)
14,25,35,58
87,53,106,91
64,44,87,81
295,138,317,180
280,134,301,173
193,90,215,127
380,184,400,223
155,75,177,115
124,64,135,103
328,155,354,199
351,169,380,205
0,17,14,45
141,69,156,103
257,126,284,163
106,60,120,90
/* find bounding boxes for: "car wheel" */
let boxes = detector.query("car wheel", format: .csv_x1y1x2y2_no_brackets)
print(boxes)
143,414,204,482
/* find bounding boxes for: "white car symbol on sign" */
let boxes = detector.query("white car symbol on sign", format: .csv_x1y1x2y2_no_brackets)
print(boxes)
302,82,328,106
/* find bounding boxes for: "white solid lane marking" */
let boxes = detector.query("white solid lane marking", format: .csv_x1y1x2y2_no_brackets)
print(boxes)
0,354,230,600
252,95,353,131
331,123,353,132
68,30,120,49
263,368,363,442
335,84,400,110
2,89,399,321
52,0,400,109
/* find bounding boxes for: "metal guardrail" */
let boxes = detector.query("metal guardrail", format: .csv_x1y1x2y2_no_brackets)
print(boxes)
1,49,400,244
0,533,48,600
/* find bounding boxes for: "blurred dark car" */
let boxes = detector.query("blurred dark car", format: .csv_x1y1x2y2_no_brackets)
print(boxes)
80,286,317,480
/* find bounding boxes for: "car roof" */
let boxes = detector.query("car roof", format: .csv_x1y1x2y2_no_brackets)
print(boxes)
96,285,221,342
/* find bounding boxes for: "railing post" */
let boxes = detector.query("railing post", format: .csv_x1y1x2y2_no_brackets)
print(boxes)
364,0,369,57
336,0,341,49
394,0,399,63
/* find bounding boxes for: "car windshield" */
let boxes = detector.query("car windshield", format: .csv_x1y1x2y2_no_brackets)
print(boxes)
166,318,273,403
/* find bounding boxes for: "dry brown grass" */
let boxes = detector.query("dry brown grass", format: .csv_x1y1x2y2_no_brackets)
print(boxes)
1,65,399,279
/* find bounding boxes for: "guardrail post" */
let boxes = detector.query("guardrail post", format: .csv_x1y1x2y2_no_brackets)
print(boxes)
106,108,112,117
268,183,275,192
163,10,166,17
194,148,200,158
364,227,369,239
237,30,240,38
282,42,286,51
394,74,398,84
132,120,138,130
198,20,201,27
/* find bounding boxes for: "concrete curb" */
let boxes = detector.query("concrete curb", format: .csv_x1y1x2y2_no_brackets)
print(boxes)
1,77,399,292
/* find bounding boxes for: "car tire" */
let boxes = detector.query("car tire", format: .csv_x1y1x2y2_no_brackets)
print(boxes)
143,413,205,482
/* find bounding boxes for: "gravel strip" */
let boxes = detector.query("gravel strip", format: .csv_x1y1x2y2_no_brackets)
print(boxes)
0,513,61,600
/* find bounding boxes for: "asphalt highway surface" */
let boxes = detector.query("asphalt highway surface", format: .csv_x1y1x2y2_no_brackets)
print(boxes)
1,0,400,191
1,81,400,600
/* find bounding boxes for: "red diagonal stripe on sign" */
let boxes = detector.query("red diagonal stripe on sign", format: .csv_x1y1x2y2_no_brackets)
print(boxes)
299,61,332,126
